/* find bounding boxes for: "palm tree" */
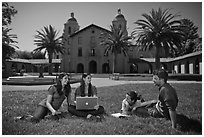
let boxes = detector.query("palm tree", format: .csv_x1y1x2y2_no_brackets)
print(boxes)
132,8,185,70
100,25,132,73
33,25,64,75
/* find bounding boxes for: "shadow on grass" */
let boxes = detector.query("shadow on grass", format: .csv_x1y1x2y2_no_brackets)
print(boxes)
177,113,202,133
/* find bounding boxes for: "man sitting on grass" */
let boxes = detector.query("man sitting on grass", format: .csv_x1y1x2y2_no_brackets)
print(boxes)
149,69,178,129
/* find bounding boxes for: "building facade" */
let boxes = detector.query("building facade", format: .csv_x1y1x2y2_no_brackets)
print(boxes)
61,9,202,74
61,10,128,73
4,9,201,78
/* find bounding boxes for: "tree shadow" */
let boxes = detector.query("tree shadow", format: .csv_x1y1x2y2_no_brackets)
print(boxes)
176,113,202,133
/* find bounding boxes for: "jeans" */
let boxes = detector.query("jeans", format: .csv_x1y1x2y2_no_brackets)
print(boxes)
68,105,105,117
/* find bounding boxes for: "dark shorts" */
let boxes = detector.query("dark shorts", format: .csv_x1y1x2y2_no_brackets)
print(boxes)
68,105,105,117
148,106,170,119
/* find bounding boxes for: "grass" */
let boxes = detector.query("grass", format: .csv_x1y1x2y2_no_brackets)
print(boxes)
2,83,202,135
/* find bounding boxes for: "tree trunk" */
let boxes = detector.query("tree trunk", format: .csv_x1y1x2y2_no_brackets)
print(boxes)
48,53,53,75
112,52,117,73
155,45,161,70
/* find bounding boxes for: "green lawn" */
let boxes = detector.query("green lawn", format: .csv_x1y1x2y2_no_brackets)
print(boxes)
2,83,202,135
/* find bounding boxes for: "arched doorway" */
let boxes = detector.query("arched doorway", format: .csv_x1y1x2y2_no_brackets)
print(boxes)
102,63,109,73
89,61,97,73
77,63,84,73
130,63,138,73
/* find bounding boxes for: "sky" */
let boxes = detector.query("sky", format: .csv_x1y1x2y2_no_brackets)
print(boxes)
7,1,202,52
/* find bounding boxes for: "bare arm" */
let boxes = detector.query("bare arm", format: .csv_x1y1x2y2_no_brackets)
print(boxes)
67,93,71,106
135,100,157,108
169,110,177,129
46,95,58,115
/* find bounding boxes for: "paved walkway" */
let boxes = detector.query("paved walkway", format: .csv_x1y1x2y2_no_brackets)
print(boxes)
2,78,201,92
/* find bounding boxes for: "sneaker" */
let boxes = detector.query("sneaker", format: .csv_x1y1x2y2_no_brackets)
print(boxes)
86,114,94,119
96,115,102,122
14,116,23,121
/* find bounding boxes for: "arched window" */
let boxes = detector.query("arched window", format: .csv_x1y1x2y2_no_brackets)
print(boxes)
91,49,95,56
68,27,71,34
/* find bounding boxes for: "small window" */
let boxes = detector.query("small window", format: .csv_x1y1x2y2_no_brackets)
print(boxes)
56,55,59,59
91,49,95,56
68,27,71,34
78,37,82,45
78,47,82,56
92,30,95,33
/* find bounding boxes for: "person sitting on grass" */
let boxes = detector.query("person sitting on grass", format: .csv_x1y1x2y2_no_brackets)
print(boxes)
68,73,105,121
148,69,178,129
121,91,157,117
14,73,72,123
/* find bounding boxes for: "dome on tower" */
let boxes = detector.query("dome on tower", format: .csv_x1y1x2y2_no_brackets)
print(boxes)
67,12,77,22
114,8,125,20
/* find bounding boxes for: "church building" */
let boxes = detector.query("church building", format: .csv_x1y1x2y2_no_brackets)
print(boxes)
61,9,153,73
61,9,202,74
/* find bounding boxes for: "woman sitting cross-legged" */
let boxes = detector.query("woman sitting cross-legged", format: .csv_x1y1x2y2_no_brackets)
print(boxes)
14,73,72,123
68,73,105,121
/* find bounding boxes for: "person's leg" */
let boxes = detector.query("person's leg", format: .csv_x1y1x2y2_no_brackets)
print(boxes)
68,105,89,117
30,105,49,122
148,107,164,118
87,106,105,116
132,107,149,117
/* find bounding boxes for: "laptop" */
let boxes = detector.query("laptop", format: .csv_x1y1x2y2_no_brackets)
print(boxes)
76,96,98,110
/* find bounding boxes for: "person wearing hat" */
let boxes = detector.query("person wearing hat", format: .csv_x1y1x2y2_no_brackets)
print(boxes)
14,73,72,123
150,69,178,129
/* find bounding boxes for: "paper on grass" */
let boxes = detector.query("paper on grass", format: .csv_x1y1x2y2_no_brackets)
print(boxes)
111,113,131,118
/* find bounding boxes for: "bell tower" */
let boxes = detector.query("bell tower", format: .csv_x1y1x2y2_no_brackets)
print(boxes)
112,9,128,36
63,12,80,36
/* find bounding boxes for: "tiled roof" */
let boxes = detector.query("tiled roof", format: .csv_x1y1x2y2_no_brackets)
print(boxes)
29,59,61,64
140,58,173,63
130,51,202,63
6,58,30,63
6,58,61,64
170,51,202,61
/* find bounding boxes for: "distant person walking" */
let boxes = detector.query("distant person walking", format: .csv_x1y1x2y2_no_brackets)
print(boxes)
14,73,72,123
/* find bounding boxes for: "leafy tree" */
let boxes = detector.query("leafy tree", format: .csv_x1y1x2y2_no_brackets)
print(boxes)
193,38,202,52
132,8,185,70
179,18,199,55
2,2,17,26
100,25,132,73
13,50,45,59
2,2,18,61
32,51,46,59
14,50,32,59
33,25,64,75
